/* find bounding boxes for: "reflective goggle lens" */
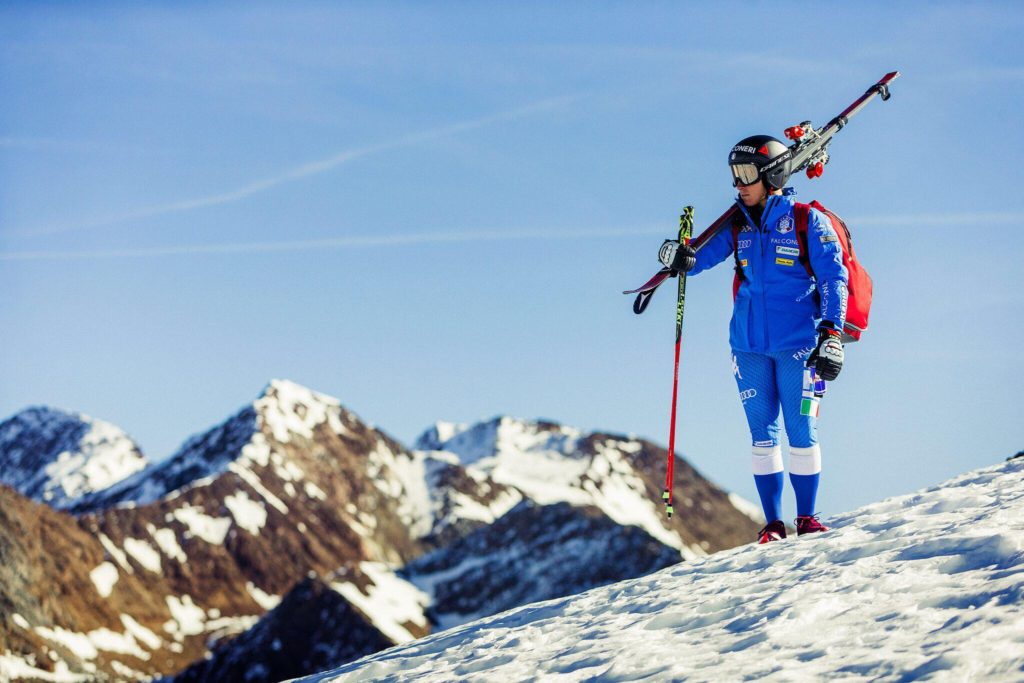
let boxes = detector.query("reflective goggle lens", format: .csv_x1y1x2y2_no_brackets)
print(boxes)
730,164,760,187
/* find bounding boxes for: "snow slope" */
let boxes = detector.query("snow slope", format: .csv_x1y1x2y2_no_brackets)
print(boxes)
295,458,1024,682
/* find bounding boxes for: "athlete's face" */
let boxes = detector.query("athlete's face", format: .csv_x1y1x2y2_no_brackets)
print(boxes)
737,180,768,207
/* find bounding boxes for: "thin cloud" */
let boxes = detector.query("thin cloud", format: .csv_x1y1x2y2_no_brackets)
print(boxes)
2,210,1019,263
0,224,662,262
2,210,1018,263
0,137,173,155
9,95,581,239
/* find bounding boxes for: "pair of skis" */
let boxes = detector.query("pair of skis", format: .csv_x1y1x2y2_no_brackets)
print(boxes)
625,71,901,315
639,71,900,519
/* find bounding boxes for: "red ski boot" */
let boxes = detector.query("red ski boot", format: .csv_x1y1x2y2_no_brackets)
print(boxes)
795,515,830,536
757,520,787,544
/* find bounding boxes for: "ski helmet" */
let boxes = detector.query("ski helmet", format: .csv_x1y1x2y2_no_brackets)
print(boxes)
728,135,792,190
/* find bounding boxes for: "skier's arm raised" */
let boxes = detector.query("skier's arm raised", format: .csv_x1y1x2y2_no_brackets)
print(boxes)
688,223,734,276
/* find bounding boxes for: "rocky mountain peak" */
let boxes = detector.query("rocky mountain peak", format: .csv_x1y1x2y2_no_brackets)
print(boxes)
253,379,350,444
0,406,148,509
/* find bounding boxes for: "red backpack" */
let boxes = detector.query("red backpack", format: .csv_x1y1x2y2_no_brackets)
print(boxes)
731,201,873,342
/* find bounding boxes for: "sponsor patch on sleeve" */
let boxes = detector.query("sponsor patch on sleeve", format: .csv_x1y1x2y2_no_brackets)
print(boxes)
740,259,748,267
820,235,838,243
775,257,795,266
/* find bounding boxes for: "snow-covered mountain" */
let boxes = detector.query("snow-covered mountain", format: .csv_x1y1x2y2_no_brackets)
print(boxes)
0,380,435,681
416,416,757,556
0,381,759,682
295,457,1024,682
157,414,758,683
0,407,148,509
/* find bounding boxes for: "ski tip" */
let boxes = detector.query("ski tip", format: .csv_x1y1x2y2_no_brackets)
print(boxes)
633,292,652,315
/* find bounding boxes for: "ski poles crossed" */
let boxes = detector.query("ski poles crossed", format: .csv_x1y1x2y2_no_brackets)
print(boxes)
663,206,693,519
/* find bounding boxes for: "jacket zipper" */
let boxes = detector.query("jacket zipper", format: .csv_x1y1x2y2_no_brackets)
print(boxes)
759,196,773,352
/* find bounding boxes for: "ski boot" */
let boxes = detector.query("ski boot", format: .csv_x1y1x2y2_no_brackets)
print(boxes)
795,514,830,536
757,520,787,544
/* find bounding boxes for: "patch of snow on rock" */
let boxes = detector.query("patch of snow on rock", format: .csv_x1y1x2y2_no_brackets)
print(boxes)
246,582,281,611
330,563,430,644
163,595,206,638
172,505,231,545
33,626,98,660
224,490,268,535
89,562,119,598
304,481,327,500
120,614,162,650
228,462,289,514
148,524,187,564
0,652,92,682
123,538,162,573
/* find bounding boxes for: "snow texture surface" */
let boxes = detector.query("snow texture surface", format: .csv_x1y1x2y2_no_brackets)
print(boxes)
295,458,1024,683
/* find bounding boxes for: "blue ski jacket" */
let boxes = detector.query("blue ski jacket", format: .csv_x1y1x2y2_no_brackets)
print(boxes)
691,192,848,354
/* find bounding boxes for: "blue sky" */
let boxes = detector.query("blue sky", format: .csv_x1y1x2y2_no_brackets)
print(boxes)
2,1,1021,518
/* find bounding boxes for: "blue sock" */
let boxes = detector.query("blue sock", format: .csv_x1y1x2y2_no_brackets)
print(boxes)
789,473,820,517
753,472,784,522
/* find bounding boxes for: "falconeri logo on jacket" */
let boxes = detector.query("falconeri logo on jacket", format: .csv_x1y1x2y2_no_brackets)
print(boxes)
776,214,794,234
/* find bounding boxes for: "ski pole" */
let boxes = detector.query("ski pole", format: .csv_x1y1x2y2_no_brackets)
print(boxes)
663,206,694,519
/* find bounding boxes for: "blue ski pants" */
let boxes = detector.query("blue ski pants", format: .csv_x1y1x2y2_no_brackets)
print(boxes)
733,348,824,521
731,348,817,450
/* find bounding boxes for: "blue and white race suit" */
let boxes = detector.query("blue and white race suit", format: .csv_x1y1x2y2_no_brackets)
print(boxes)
689,191,849,521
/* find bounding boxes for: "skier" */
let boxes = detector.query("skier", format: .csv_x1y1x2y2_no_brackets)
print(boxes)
658,135,847,543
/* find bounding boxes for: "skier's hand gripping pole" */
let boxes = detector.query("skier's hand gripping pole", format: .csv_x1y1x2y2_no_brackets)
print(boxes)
663,206,694,519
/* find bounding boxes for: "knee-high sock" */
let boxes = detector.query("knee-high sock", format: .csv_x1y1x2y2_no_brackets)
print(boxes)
789,444,822,517
752,445,784,523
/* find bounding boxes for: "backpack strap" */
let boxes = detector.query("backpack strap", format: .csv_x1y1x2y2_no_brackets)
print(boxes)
792,202,816,280
730,212,746,300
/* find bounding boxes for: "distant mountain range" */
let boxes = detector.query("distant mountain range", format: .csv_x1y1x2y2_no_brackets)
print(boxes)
0,380,759,682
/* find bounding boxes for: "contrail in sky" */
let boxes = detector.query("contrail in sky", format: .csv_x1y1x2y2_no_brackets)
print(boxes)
0,225,663,261
8,94,581,238
0,211,1017,262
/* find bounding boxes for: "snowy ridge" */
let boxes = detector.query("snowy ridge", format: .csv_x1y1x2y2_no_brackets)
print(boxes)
71,379,368,512
296,458,1024,683
329,563,430,644
414,416,701,557
0,407,148,509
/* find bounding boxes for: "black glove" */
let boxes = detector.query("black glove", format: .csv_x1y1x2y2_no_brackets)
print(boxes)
807,324,844,381
658,240,696,273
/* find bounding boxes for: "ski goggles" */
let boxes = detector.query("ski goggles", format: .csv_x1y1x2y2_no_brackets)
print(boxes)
730,163,762,187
